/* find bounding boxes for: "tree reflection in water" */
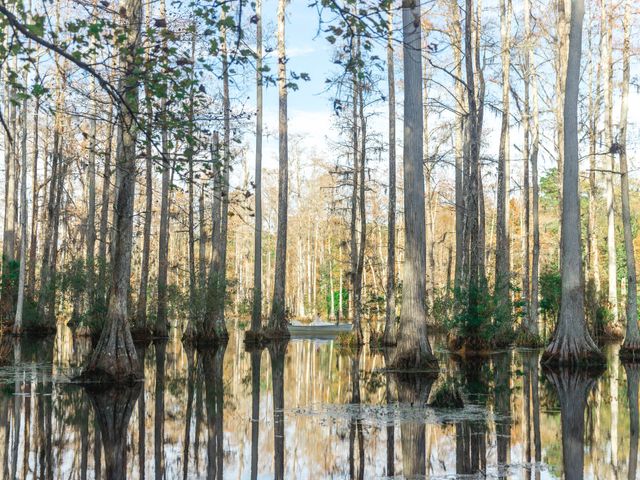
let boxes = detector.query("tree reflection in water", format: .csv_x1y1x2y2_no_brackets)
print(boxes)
268,340,287,480
85,382,142,480
544,366,604,480
202,341,227,480
3,331,640,477
393,371,435,478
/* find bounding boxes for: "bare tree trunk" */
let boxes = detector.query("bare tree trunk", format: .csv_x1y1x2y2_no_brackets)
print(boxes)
448,2,465,296
383,4,396,345
250,0,263,334
183,28,198,340
81,0,143,382
98,108,114,305
2,63,17,320
267,0,290,337
542,0,603,366
27,95,40,298
155,0,170,338
619,3,639,358
135,3,155,329
391,0,437,370
529,0,541,338
601,0,618,331
86,73,97,315
352,30,365,345
205,16,231,340
14,87,28,332
494,0,512,326
522,0,532,332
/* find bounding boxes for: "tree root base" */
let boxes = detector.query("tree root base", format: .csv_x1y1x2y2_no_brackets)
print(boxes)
243,329,270,348
541,348,606,369
75,368,143,386
388,350,439,376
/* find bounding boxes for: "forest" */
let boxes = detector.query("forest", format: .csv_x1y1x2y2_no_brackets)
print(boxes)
0,0,638,478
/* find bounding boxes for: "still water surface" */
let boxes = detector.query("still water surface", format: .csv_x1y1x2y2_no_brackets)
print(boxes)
0,324,636,479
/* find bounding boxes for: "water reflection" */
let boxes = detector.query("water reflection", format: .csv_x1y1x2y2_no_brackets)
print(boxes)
86,383,142,480
0,329,638,478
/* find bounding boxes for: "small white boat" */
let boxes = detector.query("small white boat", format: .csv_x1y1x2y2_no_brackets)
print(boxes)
288,322,353,339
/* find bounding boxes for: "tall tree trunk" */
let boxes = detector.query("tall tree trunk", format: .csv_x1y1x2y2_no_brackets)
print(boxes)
97,108,114,305
155,0,170,337
461,0,482,327
81,0,143,382
383,4,396,345
352,30,365,345
602,0,618,331
449,1,465,296
250,0,263,334
391,0,437,370
619,3,639,358
494,0,512,326
586,8,601,300
135,1,155,329
529,28,541,337
205,14,231,340
86,73,97,315
542,0,603,366
183,28,198,340
27,96,40,298
267,0,290,336
14,85,28,332
2,62,17,321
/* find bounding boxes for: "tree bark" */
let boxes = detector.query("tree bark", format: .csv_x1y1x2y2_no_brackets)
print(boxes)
542,0,603,366
494,0,512,326
81,0,143,382
618,3,639,358
250,0,264,334
601,0,618,330
391,0,437,371
155,0,171,337
383,4,397,345
267,0,290,337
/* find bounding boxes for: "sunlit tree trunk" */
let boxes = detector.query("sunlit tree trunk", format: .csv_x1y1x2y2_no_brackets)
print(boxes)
97,108,114,304
383,4,396,345
14,76,29,332
619,3,639,358
494,0,512,325
155,0,170,337
267,0,290,336
81,0,143,381
27,93,40,298
250,0,264,334
135,2,154,328
542,0,603,366
392,0,437,370
601,0,618,331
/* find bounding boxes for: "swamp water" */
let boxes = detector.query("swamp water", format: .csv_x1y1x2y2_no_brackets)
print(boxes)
0,325,636,479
